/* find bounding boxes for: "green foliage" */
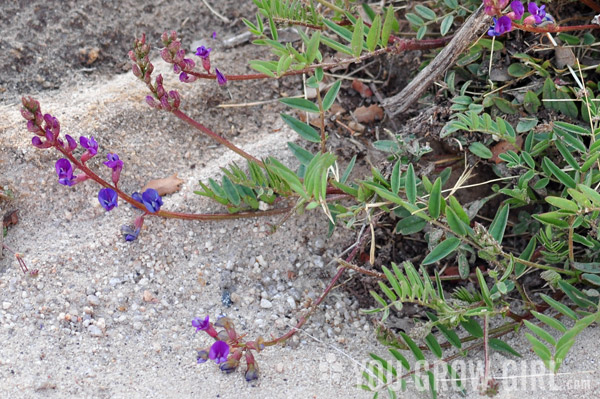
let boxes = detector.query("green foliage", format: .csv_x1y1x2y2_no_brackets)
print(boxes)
192,2,600,396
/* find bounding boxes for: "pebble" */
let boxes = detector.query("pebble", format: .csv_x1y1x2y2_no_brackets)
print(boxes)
286,296,296,309
260,298,273,309
275,363,284,373
133,322,143,330
87,295,100,306
2,302,12,310
88,325,103,337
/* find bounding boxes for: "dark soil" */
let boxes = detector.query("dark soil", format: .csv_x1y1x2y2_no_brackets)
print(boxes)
0,0,256,103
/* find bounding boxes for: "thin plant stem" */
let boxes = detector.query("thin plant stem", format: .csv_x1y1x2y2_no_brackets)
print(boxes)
513,22,600,33
187,36,453,82
55,146,290,221
264,225,370,346
315,82,327,153
171,109,263,166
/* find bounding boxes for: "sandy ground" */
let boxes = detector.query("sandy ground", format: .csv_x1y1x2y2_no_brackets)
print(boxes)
1,2,600,399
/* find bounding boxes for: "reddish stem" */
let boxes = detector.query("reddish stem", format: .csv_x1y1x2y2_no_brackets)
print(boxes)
55,145,289,221
264,225,370,346
514,23,600,33
188,36,452,82
171,109,263,166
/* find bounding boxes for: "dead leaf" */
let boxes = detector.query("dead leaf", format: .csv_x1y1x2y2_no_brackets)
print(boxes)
142,174,184,196
3,210,18,228
554,47,576,69
354,104,384,123
490,136,524,164
329,103,346,116
351,79,373,98
309,117,324,129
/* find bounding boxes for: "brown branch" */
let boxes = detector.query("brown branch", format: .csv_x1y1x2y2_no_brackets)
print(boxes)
382,5,489,116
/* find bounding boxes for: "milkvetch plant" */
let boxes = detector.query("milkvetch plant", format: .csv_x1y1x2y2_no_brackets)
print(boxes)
17,0,600,396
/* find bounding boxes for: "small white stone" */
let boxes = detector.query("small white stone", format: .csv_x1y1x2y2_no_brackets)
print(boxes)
260,298,272,309
2,302,12,310
286,296,296,309
326,353,336,363
88,325,103,337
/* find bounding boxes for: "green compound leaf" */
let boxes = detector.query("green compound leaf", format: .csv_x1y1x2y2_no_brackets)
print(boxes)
406,163,417,204
366,14,381,52
351,17,364,58
545,196,578,213
320,36,352,55
405,12,424,26
323,19,353,42
425,334,443,358
381,5,396,47
322,80,342,111
422,237,461,265
489,203,510,244
280,97,320,113
543,158,576,188
415,5,436,20
287,142,314,165
469,142,493,159
391,161,401,195
460,317,483,338
396,215,427,235
489,338,522,357
399,332,425,361
280,113,320,143
428,177,442,220
440,14,454,36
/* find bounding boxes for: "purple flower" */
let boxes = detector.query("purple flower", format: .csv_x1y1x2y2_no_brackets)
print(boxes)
528,2,546,23
141,188,163,213
98,188,118,211
32,136,51,149
80,136,97,155
215,68,227,86
55,158,76,186
65,134,77,152
192,316,210,331
104,153,123,185
195,46,211,59
509,1,524,19
212,31,217,39
209,341,230,364
196,46,212,72
487,16,512,36
132,192,143,203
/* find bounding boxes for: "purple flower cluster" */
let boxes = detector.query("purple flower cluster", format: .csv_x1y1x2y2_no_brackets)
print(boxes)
192,315,260,381
160,31,198,83
484,1,553,36
145,74,181,112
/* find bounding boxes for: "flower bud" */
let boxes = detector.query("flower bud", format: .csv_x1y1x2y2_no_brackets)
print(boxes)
132,63,142,78
169,90,180,109
160,48,173,64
